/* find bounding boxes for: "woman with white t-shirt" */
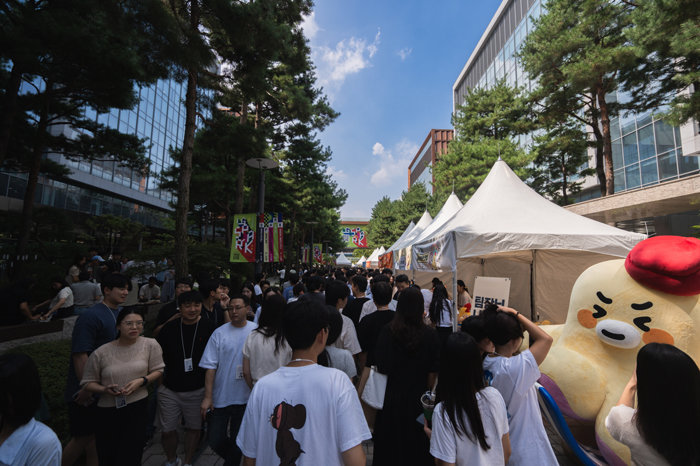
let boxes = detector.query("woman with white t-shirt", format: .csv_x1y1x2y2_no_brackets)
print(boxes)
605,343,699,466
481,304,557,466
428,282,453,349
242,293,292,387
35,277,74,320
428,332,510,465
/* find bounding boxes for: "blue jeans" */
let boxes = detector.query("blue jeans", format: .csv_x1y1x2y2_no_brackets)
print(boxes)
207,404,246,466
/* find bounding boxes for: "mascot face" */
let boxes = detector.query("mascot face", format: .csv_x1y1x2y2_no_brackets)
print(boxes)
569,260,697,352
540,236,700,466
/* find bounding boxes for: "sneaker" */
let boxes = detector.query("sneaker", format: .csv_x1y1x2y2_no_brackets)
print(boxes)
164,459,182,466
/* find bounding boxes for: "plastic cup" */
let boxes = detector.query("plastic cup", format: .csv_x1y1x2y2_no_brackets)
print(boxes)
420,391,436,422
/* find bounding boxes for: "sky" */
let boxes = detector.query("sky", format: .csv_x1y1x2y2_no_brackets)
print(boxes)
301,0,503,219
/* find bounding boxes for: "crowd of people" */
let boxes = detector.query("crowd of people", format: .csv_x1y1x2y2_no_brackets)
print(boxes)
0,263,698,466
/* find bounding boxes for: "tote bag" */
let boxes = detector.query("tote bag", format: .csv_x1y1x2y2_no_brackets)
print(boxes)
361,365,387,409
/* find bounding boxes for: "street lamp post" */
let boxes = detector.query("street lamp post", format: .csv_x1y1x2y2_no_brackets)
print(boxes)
246,157,279,275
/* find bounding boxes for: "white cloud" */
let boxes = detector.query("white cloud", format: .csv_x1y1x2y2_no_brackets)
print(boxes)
397,47,412,61
326,165,348,181
311,28,381,100
301,12,320,40
370,139,419,187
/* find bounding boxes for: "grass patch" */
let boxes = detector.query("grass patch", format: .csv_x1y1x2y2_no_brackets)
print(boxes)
3,339,71,443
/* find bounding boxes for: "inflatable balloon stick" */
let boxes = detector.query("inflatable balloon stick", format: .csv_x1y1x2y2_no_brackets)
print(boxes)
538,236,700,466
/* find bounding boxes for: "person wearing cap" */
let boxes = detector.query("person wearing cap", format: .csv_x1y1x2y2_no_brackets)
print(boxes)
156,291,215,466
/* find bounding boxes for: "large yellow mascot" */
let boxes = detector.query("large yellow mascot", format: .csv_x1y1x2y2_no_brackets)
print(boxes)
539,236,700,465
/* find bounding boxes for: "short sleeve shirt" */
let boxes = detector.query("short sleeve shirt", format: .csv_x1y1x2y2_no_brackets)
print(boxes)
242,330,293,384
0,418,61,466
236,364,371,465
605,405,671,466
430,387,509,465
157,317,215,392
199,321,257,407
332,315,361,355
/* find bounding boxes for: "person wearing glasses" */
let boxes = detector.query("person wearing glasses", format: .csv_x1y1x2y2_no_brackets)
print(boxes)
199,294,257,466
81,308,164,466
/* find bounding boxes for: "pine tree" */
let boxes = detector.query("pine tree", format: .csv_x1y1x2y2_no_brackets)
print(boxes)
519,0,636,196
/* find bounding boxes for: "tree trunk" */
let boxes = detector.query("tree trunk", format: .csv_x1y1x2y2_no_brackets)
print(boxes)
589,108,607,196
173,1,201,278
16,83,52,263
0,63,23,166
597,85,614,196
224,210,232,249
233,103,248,215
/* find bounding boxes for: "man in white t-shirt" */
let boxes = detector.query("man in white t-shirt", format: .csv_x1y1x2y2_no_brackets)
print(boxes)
200,295,257,466
236,299,370,466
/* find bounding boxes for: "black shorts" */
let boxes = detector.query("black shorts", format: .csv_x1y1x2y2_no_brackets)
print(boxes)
68,401,98,437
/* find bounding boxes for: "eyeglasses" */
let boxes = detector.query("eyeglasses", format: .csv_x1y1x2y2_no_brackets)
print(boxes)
123,321,144,328
226,305,247,312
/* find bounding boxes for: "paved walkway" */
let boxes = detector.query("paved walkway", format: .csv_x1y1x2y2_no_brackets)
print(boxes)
141,415,576,466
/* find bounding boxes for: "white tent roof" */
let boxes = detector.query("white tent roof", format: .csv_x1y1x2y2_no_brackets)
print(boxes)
366,248,380,262
424,159,645,258
387,221,416,253
355,255,367,266
392,210,433,252
336,253,351,265
409,192,463,247
378,246,386,254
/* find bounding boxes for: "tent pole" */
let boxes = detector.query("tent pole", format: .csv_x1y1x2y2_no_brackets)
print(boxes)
530,250,537,321
452,231,458,333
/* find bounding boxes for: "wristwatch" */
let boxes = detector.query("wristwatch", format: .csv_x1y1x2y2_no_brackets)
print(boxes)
141,376,148,387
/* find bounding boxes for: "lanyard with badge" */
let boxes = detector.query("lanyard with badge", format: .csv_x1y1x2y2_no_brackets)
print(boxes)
180,319,199,372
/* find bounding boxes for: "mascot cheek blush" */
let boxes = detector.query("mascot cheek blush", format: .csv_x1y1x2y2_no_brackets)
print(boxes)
538,236,700,466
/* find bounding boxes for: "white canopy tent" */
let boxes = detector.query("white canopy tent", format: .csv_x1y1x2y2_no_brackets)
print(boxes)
386,221,416,253
393,211,433,270
336,253,352,266
365,248,381,268
412,159,646,323
355,255,367,267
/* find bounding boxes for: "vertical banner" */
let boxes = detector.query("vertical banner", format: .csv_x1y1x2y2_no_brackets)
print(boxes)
472,277,511,314
313,243,323,264
230,214,257,263
274,213,284,262
412,234,457,272
378,251,393,269
301,245,310,263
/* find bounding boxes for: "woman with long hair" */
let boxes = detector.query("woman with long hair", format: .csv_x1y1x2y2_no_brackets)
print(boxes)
371,287,440,465
429,282,453,348
241,281,260,321
429,332,510,465
35,277,74,320
481,304,556,465
81,308,164,466
606,343,700,466
242,293,292,388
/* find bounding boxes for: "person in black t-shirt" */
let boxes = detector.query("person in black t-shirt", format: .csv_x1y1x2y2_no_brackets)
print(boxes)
152,277,193,338
199,279,229,328
343,275,369,332
357,281,395,390
156,290,214,466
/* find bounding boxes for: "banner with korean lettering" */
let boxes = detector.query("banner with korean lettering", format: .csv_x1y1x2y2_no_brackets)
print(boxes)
472,277,511,314
230,214,257,263
300,245,310,263
313,243,323,264
256,213,284,263
412,233,457,272
378,251,393,269
340,224,368,248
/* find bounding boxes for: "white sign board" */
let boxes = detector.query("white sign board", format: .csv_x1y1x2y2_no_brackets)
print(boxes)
472,277,511,314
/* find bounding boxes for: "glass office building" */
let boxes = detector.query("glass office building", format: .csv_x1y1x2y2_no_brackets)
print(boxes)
452,0,699,204
0,78,201,228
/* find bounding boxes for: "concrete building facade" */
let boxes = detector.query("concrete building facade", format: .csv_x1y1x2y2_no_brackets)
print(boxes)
408,129,454,193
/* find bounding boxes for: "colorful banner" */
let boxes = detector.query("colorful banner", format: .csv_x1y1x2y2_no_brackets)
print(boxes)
300,245,310,263
412,233,457,272
313,243,323,264
230,214,257,263
340,224,368,248
378,251,393,269
258,213,284,263
231,212,283,263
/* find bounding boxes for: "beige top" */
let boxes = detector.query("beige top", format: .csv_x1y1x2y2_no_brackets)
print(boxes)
82,337,164,407
242,330,292,384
